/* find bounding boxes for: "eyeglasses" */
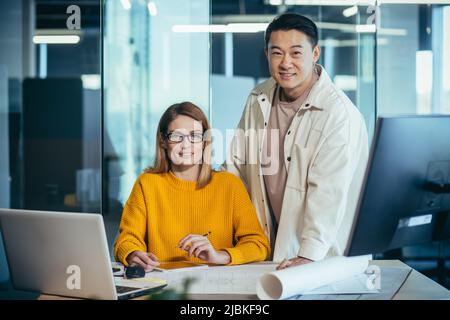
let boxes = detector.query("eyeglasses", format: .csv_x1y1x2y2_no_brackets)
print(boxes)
165,132,204,143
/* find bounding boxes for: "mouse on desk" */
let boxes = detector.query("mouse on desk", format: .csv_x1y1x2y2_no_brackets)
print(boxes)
125,264,146,279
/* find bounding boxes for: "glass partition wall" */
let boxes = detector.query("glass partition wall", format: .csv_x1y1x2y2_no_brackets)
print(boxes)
102,1,377,208
375,2,450,287
101,0,377,258
0,0,102,285
1,0,449,288
102,0,210,251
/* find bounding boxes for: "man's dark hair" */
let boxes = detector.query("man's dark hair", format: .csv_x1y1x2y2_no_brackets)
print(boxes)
265,13,318,49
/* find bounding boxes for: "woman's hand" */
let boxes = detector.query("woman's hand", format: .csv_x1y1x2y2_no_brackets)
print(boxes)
178,234,231,265
126,250,160,271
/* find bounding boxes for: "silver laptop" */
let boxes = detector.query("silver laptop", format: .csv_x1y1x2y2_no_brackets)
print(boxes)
0,209,166,300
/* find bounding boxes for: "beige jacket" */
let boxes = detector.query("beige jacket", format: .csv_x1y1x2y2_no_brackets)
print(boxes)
223,65,369,262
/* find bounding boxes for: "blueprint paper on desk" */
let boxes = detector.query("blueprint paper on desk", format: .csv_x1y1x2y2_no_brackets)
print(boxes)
300,272,378,295
118,261,411,300
295,266,411,300
144,258,379,297
115,277,168,288
147,263,278,294
256,255,372,300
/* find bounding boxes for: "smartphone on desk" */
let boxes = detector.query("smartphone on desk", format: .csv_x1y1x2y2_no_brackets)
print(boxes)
153,261,209,272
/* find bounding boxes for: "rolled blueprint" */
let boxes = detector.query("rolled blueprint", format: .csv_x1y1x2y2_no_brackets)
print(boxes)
256,255,371,300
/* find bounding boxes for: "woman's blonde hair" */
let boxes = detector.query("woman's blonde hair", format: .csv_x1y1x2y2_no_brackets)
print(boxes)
145,101,213,189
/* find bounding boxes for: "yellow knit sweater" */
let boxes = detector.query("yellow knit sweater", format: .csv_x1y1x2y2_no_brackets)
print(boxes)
114,170,270,266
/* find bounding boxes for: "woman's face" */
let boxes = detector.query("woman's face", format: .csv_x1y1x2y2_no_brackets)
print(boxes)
165,115,204,167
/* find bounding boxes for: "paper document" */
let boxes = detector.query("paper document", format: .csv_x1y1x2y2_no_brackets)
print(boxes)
295,266,411,300
147,263,278,294
145,257,373,297
153,260,209,272
301,272,377,295
115,277,167,289
256,255,371,300
116,261,410,300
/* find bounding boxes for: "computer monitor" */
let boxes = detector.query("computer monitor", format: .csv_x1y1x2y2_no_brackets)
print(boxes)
345,115,450,256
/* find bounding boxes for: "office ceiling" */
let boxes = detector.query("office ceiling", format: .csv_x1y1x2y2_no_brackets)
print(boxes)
34,0,362,30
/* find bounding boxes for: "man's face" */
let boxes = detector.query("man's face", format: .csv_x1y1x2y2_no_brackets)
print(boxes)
266,29,320,96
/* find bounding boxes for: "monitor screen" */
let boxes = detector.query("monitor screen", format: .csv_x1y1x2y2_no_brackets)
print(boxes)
346,115,450,256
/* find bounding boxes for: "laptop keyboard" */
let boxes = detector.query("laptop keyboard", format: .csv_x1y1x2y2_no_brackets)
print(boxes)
116,285,139,294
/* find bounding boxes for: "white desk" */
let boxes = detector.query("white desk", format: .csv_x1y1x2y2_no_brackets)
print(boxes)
186,260,450,300
37,260,450,300
371,260,450,300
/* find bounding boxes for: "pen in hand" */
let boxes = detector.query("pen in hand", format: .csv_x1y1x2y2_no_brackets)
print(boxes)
176,232,212,249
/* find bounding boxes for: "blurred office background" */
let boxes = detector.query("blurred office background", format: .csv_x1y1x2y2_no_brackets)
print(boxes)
0,0,449,292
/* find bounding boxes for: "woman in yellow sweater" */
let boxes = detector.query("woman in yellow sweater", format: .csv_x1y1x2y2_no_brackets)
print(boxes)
114,101,270,270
